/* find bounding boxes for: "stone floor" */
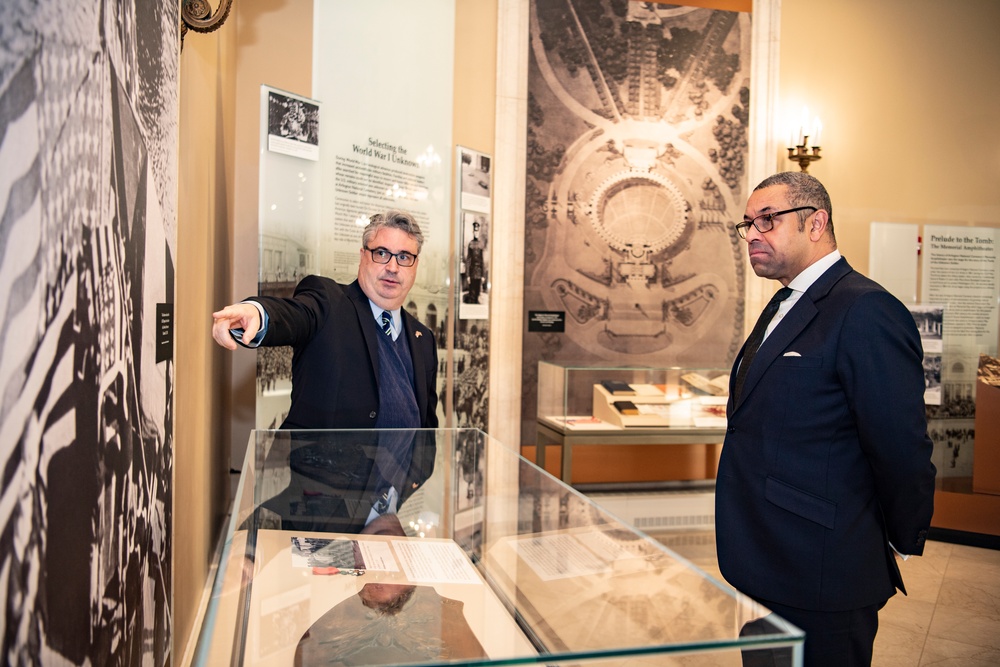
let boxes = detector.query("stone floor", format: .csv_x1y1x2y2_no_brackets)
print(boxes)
652,531,1000,666
588,490,1000,666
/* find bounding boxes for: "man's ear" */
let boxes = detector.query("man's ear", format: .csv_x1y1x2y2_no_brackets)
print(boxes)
810,209,830,241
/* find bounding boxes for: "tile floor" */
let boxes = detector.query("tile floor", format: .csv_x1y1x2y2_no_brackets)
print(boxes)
647,529,1000,666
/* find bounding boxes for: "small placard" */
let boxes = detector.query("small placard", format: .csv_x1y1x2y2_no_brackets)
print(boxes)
528,310,565,332
156,303,173,363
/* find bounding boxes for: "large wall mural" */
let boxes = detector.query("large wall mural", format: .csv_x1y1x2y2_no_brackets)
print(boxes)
522,1,751,442
0,1,176,664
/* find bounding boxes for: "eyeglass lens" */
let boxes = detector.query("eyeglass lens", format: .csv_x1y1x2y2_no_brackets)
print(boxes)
369,247,416,266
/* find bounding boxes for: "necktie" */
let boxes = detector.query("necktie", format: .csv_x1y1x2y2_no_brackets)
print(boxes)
733,287,793,402
380,311,393,337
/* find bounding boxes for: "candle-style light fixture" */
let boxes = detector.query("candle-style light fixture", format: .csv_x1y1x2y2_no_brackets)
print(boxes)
787,107,823,173
181,0,234,50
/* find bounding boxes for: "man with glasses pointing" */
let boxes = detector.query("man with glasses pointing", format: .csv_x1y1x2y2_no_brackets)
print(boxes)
212,210,438,430
716,172,936,667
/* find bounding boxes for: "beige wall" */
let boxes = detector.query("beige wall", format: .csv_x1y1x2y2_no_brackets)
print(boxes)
455,1,499,156
176,22,237,662
778,0,1000,276
174,0,314,660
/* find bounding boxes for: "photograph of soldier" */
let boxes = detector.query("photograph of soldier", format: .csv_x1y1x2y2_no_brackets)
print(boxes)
459,213,489,319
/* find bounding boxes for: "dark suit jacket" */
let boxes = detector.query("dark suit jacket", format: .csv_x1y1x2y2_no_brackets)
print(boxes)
716,257,936,612
249,276,439,429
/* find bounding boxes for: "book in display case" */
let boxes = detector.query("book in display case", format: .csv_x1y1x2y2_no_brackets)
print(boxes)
194,428,803,666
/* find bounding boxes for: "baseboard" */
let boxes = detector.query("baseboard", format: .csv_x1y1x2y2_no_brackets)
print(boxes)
928,527,1000,551
585,488,716,532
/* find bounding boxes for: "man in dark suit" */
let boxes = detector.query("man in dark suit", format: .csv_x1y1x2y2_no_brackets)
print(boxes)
213,210,438,530
716,172,936,666
212,210,438,430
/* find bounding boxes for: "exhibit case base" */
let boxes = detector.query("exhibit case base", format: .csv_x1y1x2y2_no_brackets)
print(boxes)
194,429,803,666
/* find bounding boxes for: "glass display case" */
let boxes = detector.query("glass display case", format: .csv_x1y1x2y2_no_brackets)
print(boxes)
536,362,731,483
195,429,803,666
537,361,731,430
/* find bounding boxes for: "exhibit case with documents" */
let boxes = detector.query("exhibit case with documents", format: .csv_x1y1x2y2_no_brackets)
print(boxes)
194,429,803,666
536,361,732,430
535,362,731,483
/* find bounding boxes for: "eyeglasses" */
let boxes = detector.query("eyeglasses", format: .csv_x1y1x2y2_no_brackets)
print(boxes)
365,246,418,267
735,206,817,239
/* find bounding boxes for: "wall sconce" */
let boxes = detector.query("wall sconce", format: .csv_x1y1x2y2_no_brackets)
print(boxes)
180,0,234,49
787,107,823,173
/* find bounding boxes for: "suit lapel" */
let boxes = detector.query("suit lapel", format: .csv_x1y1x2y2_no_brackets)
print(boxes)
734,258,853,410
348,281,381,382
401,311,429,416
735,296,817,409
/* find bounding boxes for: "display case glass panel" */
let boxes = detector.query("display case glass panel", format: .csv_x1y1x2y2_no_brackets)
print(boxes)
195,429,803,666
538,361,732,429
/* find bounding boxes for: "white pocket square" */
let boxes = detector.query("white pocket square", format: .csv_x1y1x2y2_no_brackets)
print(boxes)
783,351,801,357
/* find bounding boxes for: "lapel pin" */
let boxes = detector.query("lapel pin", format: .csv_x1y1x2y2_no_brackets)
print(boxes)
415,331,422,338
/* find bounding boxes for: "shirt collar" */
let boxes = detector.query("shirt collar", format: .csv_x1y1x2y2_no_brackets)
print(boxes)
788,249,841,293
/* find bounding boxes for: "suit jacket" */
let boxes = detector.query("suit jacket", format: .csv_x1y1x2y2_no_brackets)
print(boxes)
250,276,439,429
716,257,936,612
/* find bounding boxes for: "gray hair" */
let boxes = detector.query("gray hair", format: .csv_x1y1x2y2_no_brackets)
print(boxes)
362,210,425,253
754,171,834,239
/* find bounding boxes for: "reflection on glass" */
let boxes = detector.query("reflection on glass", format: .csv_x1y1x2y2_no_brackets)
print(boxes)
196,430,803,666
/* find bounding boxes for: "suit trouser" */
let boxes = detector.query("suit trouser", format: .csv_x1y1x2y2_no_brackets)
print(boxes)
740,597,886,667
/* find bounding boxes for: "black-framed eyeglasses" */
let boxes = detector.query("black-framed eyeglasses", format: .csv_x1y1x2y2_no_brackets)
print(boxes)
735,206,817,239
365,246,418,267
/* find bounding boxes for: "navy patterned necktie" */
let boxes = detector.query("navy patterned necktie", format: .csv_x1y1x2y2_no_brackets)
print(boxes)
733,287,793,402
380,311,393,337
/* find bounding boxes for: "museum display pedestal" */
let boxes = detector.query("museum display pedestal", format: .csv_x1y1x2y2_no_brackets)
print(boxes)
194,429,804,666
972,379,1000,496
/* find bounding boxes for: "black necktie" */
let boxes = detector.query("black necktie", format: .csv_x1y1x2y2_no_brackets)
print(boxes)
733,287,793,402
380,311,393,336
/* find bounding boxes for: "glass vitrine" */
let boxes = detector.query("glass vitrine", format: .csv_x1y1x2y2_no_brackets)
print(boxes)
537,361,732,430
194,429,802,666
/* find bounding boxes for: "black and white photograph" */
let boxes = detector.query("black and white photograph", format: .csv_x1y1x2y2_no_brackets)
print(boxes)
0,1,177,664
455,430,486,512
909,304,944,354
266,89,320,160
927,418,975,479
460,148,491,213
460,212,490,319
926,378,976,423
519,2,752,444
452,146,493,430
452,318,490,430
922,354,943,405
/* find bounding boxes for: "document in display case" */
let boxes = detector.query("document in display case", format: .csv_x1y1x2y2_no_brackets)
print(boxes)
195,429,803,666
